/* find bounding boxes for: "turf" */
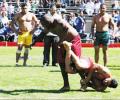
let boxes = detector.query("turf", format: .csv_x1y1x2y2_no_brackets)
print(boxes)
0,47,120,99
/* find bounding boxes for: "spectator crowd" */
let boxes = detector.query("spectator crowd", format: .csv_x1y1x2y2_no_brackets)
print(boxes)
0,0,120,43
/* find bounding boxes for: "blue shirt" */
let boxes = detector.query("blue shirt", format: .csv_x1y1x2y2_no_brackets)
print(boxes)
73,16,85,33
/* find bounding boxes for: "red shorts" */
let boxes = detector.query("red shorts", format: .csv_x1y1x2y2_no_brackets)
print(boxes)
58,35,81,64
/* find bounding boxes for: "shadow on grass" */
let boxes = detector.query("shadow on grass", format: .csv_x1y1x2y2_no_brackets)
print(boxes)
0,65,44,67
0,88,109,95
49,70,61,72
108,65,120,70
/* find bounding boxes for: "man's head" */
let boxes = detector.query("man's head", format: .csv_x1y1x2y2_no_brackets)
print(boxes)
20,3,28,14
103,78,118,88
100,4,107,14
40,14,54,31
108,79,118,88
1,11,7,17
50,5,57,15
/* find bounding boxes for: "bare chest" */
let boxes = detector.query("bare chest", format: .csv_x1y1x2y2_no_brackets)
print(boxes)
96,16,109,24
18,14,32,22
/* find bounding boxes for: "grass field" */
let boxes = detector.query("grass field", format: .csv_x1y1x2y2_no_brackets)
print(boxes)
0,47,120,99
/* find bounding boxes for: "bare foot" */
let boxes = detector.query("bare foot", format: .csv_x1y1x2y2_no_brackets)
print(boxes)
63,41,72,51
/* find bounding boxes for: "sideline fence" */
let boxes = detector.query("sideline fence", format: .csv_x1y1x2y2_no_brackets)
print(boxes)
0,42,120,48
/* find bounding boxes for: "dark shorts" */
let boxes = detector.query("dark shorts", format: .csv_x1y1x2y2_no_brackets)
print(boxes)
58,35,82,64
94,31,110,46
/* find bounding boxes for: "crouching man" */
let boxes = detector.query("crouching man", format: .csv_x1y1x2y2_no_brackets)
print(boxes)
63,41,118,92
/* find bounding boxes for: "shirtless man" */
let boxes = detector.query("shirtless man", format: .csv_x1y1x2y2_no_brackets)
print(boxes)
63,41,118,92
91,4,115,66
40,14,82,91
10,3,39,66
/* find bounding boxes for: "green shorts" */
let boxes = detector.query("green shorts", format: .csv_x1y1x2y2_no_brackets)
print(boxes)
94,31,110,46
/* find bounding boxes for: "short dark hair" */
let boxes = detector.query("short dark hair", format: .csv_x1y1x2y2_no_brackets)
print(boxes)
108,79,118,88
20,3,27,8
100,3,106,8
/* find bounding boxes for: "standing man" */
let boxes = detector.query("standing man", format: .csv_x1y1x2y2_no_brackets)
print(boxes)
43,5,60,67
10,3,39,66
91,4,115,66
40,14,82,91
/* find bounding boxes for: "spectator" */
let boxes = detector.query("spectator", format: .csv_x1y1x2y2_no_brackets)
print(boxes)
99,0,104,4
79,0,86,12
43,0,49,8
84,0,94,16
75,0,81,6
67,12,76,26
0,11,11,41
31,1,38,13
43,5,60,67
94,0,101,14
61,11,67,20
111,0,120,10
114,22,120,43
111,10,119,25
0,0,8,12
8,2,15,20
14,0,21,13
26,0,31,11
73,12,86,39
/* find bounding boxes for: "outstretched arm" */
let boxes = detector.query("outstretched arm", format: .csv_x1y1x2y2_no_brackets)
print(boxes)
30,14,40,34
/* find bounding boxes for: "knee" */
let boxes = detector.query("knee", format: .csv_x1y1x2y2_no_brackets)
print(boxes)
24,48,29,54
16,50,22,54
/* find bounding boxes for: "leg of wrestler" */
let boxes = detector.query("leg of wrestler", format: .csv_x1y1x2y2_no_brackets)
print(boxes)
58,46,70,91
16,44,23,66
23,45,29,66
23,33,32,66
94,46,100,64
102,46,108,66
59,63,70,91
16,34,24,66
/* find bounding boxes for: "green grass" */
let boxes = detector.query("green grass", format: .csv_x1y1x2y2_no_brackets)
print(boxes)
0,47,120,99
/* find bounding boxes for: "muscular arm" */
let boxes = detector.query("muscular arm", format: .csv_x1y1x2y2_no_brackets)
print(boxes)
10,14,19,34
109,15,115,37
63,41,77,74
30,14,40,34
91,16,96,38
65,50,76,74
